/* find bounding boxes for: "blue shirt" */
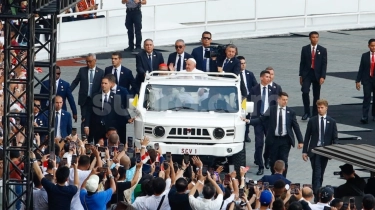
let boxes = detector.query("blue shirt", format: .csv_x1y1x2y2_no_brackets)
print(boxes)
80,188,113,210
126,0,141,8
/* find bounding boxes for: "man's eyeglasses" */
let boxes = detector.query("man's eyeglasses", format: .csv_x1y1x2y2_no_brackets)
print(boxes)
241,62,246,64
175,45,183,49
202,37,211,40
34,104,41,107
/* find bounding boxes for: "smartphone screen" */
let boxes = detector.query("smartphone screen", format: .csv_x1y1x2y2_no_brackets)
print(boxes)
98,167,107,173
264,182,269,190
239,188,244,197
183,153,189,164
71,155,77,165
72,128,77,135
224,174,231,185
166,152,171,162
49,151,55,160
135,152,141,163
163,161,169,170
85,144,92,155
111,146,118,157
127,137,133,148
290,184,296,194
62,158,67,166
349,197,355,209
118,144,124,152
154,143,159,150
98,147,106,158
69,141,76,151
294,183,301,195
257,181,263,189
202,165,208,176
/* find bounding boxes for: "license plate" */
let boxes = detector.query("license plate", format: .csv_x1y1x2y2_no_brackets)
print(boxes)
179,148,199,154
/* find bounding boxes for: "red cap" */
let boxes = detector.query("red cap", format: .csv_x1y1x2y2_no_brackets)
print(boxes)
159,63,168,68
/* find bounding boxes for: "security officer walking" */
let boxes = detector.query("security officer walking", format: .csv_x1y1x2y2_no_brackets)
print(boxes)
122,0,147,52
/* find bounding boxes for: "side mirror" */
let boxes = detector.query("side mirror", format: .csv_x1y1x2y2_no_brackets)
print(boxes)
246,102,254,114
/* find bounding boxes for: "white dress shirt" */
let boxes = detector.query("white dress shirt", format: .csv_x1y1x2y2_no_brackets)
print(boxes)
55,109,62,138
175,52,185,71
189,193,223,210
87,66,96,96
112,84,117,94
260,84,269,114
310,202,330,210
112,65,121,82
275,105,287,136
101,91,110,108
241,70,249,95
55,79,60,92
203,47,210,71
318,114,327,146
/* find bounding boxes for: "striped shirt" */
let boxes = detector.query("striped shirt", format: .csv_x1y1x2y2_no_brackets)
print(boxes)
126,0,141,8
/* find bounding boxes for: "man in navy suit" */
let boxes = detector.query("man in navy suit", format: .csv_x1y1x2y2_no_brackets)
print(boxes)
299,31,328,120
135,39,164,89
211,44,240,75
104,51,137,94
70,53,104,135
303,99,338,198
355,39,375,124
259,160,291,185
237,56,258,142
167,39,193,71
84,76,133,143
248,92,303,177
40,66,77,122
265,67,282,95
249,70,279,175
108,74,134,144
41,95,72,138
191,31,217,72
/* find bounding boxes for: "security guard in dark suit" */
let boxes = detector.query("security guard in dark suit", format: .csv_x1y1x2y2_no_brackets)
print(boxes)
122,0,147,52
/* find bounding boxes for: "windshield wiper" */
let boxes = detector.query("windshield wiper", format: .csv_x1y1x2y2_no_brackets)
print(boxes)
213,108,229,113
169,106,195,111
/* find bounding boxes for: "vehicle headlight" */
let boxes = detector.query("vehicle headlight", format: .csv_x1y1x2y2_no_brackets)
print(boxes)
153,126,165,137
213,128,225,139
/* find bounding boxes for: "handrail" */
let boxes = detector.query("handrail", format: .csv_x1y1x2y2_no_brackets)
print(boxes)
146,71,240,81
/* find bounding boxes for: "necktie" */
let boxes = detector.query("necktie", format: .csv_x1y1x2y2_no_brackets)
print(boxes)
278,108,283,136
55,111,59,137
223,59,229,68
104,94,108,103
89,69,94,97
320,116,325,146
260,86,266,114
203,48,209,72
371,52,375,77
147,54,152,71
311,46,315,69
114,68,118,84
177,54,182,71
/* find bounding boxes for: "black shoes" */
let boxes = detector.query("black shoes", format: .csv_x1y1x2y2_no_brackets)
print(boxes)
124,47,134,51
264,159,270,169
360,117,368,124
302,113,310,121
245,136,251,143
256,169,264,175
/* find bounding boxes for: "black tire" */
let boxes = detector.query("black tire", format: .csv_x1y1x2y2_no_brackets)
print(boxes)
232,142,246,178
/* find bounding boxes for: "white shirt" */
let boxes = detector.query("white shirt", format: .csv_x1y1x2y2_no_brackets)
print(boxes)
260,84,269,114
144,189,171,210
275,105,287,136
310,202,330,210
69,168,91,210
220,194,235,210
175,52,185,71
318,114,327,146
112,84,117,94
55,79,60,91
132,195,150,209
101,91,110,108
189,193,223,210
299,198,313,208
55,109,62,138
112,65,121,82
87,67,96,96
203,47,210,71
241,70,249,95
181,69,204,79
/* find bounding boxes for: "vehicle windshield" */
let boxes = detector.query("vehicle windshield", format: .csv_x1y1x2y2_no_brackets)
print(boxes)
143,84,239,113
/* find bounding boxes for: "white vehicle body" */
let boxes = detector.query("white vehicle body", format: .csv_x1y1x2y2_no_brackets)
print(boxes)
131,71,253,160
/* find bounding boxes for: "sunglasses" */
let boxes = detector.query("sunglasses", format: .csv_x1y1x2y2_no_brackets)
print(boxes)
241,62,246,64
175,45,183,49
56,73,61,75
35,104,41,107
202,37,211,40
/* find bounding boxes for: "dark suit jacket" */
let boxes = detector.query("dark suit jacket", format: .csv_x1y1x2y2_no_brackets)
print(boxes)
70,67,104,106
356,52,374,84
41,110,72,138
302,115,338,157
112,85,130,109
40,79,77,115
242,70,258,98
270,81,282,95
299,44,327,80
211,57,241,75
191,46,217,72
251,105,303,147
104,66,137,94
260,173,291,185
136,50,165,75
167,52,193,71
250,84,279,117
85,92,130,131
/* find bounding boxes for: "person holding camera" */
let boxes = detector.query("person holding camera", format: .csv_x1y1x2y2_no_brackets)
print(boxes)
334,164,366,199
191,31,217,72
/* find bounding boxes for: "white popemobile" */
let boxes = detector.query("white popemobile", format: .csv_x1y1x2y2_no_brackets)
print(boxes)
130,71,254,170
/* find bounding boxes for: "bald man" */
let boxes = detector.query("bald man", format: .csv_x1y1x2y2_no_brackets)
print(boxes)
301,187,314,206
